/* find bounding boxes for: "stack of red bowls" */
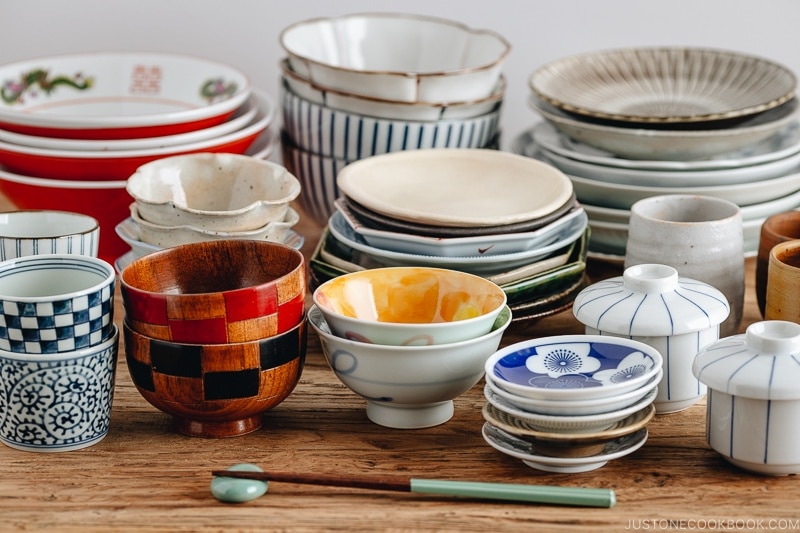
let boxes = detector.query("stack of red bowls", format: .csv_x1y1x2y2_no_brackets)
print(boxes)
0,52,277,262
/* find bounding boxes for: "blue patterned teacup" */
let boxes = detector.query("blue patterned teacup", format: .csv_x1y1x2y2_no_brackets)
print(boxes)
0,324,119,452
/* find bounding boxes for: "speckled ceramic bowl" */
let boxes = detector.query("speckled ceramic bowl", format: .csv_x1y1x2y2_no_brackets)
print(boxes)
127,152,300,232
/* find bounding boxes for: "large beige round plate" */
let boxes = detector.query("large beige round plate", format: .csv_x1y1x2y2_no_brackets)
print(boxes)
336,149,574,227
529,47,797,124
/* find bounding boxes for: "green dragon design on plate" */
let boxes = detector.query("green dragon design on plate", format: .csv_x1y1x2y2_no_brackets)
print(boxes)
200,78,238,103
1,68,94,105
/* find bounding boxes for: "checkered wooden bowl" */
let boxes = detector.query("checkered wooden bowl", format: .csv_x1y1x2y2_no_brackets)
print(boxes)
0,254,115,354
119,240,305,344
123,315,307,437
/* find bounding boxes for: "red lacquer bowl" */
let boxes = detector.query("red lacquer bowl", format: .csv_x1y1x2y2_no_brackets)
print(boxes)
119,240,306,344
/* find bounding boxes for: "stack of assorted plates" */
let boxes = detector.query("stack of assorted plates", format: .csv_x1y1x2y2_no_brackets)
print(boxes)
516,47,800,261
276,12,510,225
308,148,590,324
0,52,277,263
481,335,661,473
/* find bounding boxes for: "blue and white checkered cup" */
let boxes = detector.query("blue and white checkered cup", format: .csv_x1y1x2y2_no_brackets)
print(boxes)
0,210,100,261
0,254,115,354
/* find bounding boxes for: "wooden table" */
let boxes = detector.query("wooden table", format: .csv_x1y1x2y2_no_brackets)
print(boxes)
1,202,797,533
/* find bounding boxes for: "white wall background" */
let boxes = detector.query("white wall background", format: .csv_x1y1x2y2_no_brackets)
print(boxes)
2,0,799,151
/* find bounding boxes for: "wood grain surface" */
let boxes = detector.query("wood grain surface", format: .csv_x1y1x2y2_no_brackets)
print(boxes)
0,200,798,533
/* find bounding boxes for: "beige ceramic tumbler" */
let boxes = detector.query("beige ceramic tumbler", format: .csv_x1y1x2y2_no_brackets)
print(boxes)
765,240,800,323
625,194,744,337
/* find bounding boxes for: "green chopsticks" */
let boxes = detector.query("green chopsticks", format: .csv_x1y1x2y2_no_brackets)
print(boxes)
211,466,616,508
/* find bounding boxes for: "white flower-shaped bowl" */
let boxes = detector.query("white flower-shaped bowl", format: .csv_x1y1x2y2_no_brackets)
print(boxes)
484,335,663,401
279,12,510,103
127,152,300,232
129,204,299,248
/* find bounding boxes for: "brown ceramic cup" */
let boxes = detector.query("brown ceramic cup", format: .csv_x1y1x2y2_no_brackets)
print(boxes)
756,211,800,317
765,240,800,322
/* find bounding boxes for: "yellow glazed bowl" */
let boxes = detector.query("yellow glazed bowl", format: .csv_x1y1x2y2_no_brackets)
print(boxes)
312,266,507,346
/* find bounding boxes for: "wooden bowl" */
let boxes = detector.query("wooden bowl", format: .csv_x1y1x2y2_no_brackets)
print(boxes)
119,240,305,344
123,317,307,437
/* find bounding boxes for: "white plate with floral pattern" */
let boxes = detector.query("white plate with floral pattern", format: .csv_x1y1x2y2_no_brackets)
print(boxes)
484,335,663,401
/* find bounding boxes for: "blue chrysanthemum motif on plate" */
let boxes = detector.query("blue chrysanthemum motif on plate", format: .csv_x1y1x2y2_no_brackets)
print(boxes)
593,351,654,385
486,335,663,400
526,343,600,377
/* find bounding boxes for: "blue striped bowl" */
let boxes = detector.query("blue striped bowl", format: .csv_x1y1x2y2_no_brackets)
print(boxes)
0,210,99,260
280,80,501,161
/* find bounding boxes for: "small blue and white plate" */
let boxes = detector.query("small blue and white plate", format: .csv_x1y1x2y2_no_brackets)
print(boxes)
484,334,663,401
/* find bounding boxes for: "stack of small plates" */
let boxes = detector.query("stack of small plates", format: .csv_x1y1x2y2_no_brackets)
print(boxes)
518,46,800,262
482,335,661,473
308,148,590,324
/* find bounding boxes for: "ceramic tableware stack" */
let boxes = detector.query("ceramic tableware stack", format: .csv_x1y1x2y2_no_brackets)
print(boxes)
118,239,308,438
0,253,119,452
114,152,303,272
481,335,662,473
514,46,800,262
0,52,278,263
309,148,591,325
308,266,512,429
276,12,510,225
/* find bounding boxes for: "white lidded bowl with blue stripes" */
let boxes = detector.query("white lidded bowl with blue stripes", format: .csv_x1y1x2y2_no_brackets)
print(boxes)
693,320,800,475
573,263,730,414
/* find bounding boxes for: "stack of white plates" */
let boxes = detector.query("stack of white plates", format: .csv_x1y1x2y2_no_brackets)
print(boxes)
309,148,591,324
517,46,800,261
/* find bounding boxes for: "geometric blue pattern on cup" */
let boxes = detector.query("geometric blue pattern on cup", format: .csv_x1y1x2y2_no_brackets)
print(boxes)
0,282,114,354
0,329,119,452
